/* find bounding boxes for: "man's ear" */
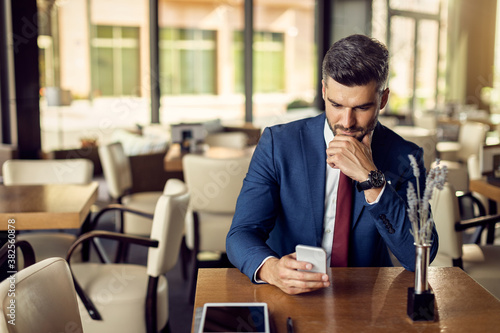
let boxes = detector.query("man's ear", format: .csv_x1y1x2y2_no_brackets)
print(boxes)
321,80,325,100
380,88,390,109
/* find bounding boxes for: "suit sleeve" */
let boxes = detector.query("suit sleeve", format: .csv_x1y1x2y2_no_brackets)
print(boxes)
226,128,282,281
366,147,439,271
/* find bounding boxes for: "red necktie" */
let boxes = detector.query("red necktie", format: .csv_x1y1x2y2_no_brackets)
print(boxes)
330,172,352,267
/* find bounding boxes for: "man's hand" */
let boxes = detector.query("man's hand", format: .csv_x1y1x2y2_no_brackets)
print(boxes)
257,253,330,295
326,132,383,202
326,132,375,182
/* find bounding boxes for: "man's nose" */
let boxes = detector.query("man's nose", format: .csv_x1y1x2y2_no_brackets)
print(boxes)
342,108,355,129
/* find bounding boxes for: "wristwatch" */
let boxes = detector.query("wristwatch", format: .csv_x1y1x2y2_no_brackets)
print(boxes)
356,170,386,191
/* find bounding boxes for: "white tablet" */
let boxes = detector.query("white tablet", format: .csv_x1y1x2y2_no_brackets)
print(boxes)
198,302,270,333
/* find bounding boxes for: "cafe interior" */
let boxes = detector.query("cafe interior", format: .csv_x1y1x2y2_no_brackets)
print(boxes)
1,0,500,332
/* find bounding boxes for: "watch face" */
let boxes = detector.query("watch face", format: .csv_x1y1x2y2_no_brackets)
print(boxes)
370,170,385,188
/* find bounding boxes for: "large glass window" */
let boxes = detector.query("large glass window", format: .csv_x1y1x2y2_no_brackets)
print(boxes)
373,0,447,116
234,31,285,94
160,28,217,95
91,25,140,97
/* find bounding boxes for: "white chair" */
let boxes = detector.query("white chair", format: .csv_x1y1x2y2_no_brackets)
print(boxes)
205,131,248,149
67,178,190,333
2,159,94,266
98,142,163,240
393,126,437,171
434,121,489,193
0,257,84,333
413,110,438,132
436,121,489,162
467,154,489,213
2,158,93,185
430,182,500,299
182,154,251,300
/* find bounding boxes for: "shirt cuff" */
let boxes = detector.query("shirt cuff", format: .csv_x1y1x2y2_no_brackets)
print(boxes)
365,183,386,205
253,256,276,283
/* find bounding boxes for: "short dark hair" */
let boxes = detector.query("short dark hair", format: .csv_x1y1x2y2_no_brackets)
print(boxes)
322,34,389,93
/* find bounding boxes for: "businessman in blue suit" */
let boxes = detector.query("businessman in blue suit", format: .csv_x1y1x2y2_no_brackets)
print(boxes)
226,34,438,295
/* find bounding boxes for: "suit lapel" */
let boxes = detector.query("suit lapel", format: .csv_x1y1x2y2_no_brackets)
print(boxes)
300,114,327,245
352,122,389,229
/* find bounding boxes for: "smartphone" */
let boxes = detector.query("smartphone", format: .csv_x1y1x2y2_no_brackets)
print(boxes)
295,244,327,274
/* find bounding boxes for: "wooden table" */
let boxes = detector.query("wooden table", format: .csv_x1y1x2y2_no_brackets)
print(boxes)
470,179,500,203
0,182,99,230
469,178,500,243
192,267,500,333
164,143,255,173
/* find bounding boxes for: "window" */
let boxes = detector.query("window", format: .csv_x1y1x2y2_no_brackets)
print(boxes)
234,31,285,94
160,28,217,95
91,25,140,97
373,0,447,116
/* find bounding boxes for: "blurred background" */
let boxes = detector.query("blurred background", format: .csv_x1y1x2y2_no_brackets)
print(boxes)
0,0,498,158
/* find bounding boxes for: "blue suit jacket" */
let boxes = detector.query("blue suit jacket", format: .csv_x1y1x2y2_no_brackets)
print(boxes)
226,113,438,281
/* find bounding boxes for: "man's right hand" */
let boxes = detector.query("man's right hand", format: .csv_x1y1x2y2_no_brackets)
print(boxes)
257,253,330,295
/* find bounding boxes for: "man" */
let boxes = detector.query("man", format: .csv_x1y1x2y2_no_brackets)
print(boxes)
226,34,438,295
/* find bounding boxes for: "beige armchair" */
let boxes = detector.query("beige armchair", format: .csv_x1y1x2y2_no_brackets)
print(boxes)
182,154,251,300
2,159,94,266
67,178,190,333
436,121,489,162
98,142,164,257
2,158,93,185
393,126,437,171
433,121,489,193
0,258,84,333
430,182,500,299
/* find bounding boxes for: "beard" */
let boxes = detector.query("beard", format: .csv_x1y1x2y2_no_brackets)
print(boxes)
328,117,378,142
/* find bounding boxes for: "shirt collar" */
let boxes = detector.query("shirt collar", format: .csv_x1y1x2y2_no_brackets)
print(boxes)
324,118,334,146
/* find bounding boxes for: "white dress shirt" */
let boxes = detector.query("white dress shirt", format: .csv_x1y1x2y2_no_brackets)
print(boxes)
322,119,385,263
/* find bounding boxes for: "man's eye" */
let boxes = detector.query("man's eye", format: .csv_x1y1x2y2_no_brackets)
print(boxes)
332,103,342,108
355,106,371,111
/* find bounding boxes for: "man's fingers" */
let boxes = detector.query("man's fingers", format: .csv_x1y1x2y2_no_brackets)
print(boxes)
361,130,373,147
272,254,330,294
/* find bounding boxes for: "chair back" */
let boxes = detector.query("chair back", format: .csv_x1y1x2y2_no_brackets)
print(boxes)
457,121,489,162
205,131,248,149
98,142,133,199
147,178,190,277
183,154,250,252
183,154,251,213
429,182,463,264
2,159,93,185
393,126,437,171
0,258,83,333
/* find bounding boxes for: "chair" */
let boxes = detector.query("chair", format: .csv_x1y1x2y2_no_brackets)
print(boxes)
433,121,489,193
430,182,500,299
2,158,93,185
66,178,189,333
0,257,84,333
2,158,94,266
393,126,437,171
413,109,438,132
436,121,489,162
182,154,251,300
98,142,165,262
205,131,249,149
